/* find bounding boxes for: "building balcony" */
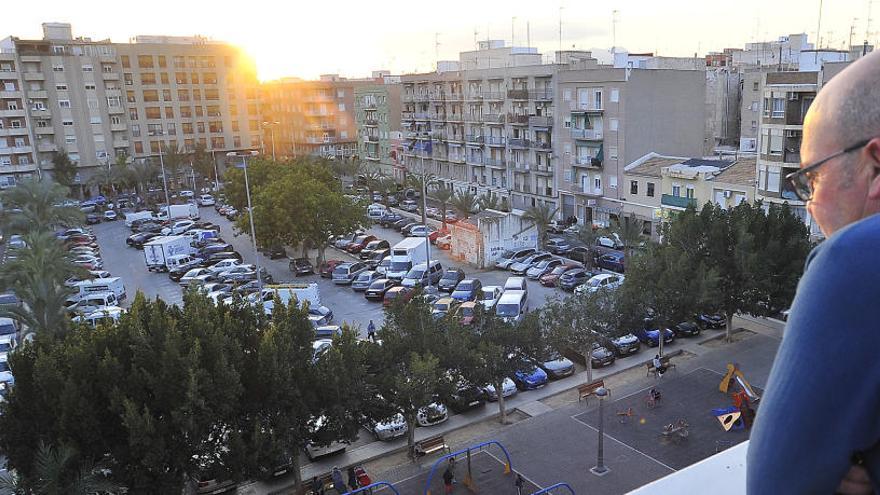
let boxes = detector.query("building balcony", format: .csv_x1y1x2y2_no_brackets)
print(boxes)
402,94,415,102
0,163,38,174
449,155,466,164
485,136,506,147
365,135,379,143
580,186,603,197
571,128,603,140
0,109,25,118
23,72,44,81
105,88,122,98
102,72,119,81
447,114,463,122
530,90,554,101
483,113,504,124
3,146,33,154
464,113,481,123
533,164,553,175
507,89,529,100
27,90,48,99
531,140,552,151
0,91,21,99
108,106,124,114
0,127,30,137
30,109,51,119
508,138,530,149
363,104,377,111
402,112,414,121
429,113,446,121
466,156,485,167
362,119,378,127
483,91,504,101
572,106,604,114
364,154,380,161
34,126,54,135
661,194,697,209
465,92,483,101
414,112,431,121
37,141,57,152
113,139,130,148
573,156,602,168
507,114,530,125
446,92,463,101
485,158,506,169
110,122,127,132
465,134,484,145
529,115,553,128
446,134,464,143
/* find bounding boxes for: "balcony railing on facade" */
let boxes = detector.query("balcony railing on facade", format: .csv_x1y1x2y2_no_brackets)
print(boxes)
483,113,505,124
571,128,604,140
529,115,553,128
531,140,552,151
447,113,464,122
485,158,506,169
661,194,697,209
485,136,507,146
507,114,530,125
465,135,484,145
508,138,530,149
530,90,554,101
572,105,604,113
573,155,602,168
364,119,378,127
507,89,529,100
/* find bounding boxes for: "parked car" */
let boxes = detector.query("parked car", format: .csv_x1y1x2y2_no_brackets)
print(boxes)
448,382,486,413
453,301,478,326
534,351,575,379
198,194,215,206
409,225,434,238
401,223,424,236
365,278,397,301
416,401,449,427
364,412,408,441
351,270,382,291
495,248,536,270
179,268,215,287
431,297,458,319
539,263,582,287
331,261,368,285
365,249,390,269
479,286,503,310
379,213,404,227
169,260,208,282
85,213,102,225
401,260,444,288
697,313,726,329
102,210,118,221
400,199,419,212
437,268,466,293
596,234,624,250
483,377,518,401
609,333,641,357
450,279,482,302
512,364,549,390
574,273,625,296
359,239,391,260
374,256,392,276
334,232,363,250
591,343,616,368
637,326,676,347
289,257,314,276
319,259,345,278
672,321,702,337
547,219,570,234
383,286,413,307
597,251,626,273
435,234,452,250
392,218,415,231
346,235,377,254
199,243,235,257
546,237,571,255
262,245,286,259
204,251,243,264
127,232,160,248
509,252,553,275
559,268,594,291
525,258,563,279
562,246,592,264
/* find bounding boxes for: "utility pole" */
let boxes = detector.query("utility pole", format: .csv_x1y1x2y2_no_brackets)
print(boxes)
612,10,619,55
559,6,563,56
511,17,516,47
850,18,859,51
527,21,531,48
435,32,441,71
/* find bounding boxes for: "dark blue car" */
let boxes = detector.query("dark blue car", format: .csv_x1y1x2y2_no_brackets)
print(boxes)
512,365,549,390
450,279,482,302
637,327,675,347
597,252,625,273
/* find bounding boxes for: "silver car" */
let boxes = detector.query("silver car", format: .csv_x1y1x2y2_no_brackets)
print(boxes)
351,270,382,291
331,261,368,285
365,412,408,441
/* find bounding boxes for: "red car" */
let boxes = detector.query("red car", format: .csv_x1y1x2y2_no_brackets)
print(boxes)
383,286,413,307
428,227,449,244
346,234,377,254
319,259,345,278
539,262,582,287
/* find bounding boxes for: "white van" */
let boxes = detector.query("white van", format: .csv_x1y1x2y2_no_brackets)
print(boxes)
78,306,126,327
503,276,528,300
401,260,444,288
367,203,387,221
66,292,119,315
166,254,198,273
71,277,126,303
495,291,528,323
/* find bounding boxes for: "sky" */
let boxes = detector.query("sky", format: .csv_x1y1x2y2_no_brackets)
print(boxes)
0,0,872,81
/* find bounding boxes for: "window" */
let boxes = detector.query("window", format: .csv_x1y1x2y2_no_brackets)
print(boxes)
769,129,783,155
767,169,781,193
134,141,143,154
176,72,188,84
187,56,197,68
193,89,201,101
52,45,65,54
609,119,618,131
206,105,220,117
61,120,73,127
158,56,167,68
107,96,121,107
147,123,163,136
195,106,204,117
36,120,49,128
102,64,113,73
84,84,95,90
337,89,345,98
124,73,133,85
758,166,767,190
140,73,156,85
131,124,140,137
121,55,130,68
630,180,638,195
167,123,176,135
129,109,138,120
82,64,93,72
142,89,159,102
593,90,603,109
672,184,681,197
145,107,161,119
163,89,171,101
196,122,205,133
338,103,346,111
203,72,217,84
753,81,759,91
165,107,174,118
126,90,136,103
55,84,68,91
231,120,239,132
160,73,169,84
205,89,219,100
211,137,225,148
137,55,153,68
182,122,193,134
610,88,619,103
685,186,695,199
180,107,192,118
58,100,71,109
32,101,46,111
178,89,190,101
771,98,784,118
52,65,64,72
191,73,199,85
594,176,602,190
173,56,185,68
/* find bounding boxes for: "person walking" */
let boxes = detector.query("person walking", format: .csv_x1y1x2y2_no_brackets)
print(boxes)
652,354,665,378
515,473,525,495
443,464,455,494
331,466,346,495
367,320,376,342
310,476,324,495
748,49,880,495
348,466,359,492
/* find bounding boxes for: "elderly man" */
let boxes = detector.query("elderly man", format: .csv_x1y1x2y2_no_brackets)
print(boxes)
747,50,880,493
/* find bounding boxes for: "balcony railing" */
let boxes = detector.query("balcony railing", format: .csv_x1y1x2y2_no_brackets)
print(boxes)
507,114,530,125
574,156,602,168
483,91,504,100
402,112,414,120
447,114,463,122
661,194,697,208
530,90,554,100
466,156,485,166
571,128,603,140
529,115,553,127
508,138,530,148
414,112,431,120
507,89,529,100
485,136,506,146
483,113,505,123
485,158,506,168
464,113,482,122
364,119,378,126
531,140,552,150
465,134,484,144
430,113,446,121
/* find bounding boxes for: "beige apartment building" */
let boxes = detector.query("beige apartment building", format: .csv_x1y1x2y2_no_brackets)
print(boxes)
354,76,402,177
115,35,261,161
0,50,37,188
261,75,372,159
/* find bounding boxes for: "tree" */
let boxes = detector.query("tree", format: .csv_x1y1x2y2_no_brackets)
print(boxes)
449,190,478,221
1,179,83,234
189,143,215,190
522,203,559,251
123,162,157,201
477,192,500,212
50,152,77,192
158,145,186,191
375,177,398,208
0,442,121,495
609,213,645,261
429,186,454,229
405,173,435,224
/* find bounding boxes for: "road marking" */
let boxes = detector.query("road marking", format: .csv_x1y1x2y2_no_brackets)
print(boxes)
484,449,544,490
569,414,676,472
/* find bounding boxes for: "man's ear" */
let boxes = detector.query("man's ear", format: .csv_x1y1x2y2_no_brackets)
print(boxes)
866,138,880,200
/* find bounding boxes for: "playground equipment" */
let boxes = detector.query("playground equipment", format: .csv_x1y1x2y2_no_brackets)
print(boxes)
423,440,512,495
344,481,400,495
719,363,760,402
530,482,576,494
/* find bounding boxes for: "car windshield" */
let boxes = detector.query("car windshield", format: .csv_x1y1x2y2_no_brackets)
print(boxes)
406,268,426,279
496,303,518,317
534,260,551,269
442,271,459,280
356,272,373,282
460,306,474,317
0,322,15,335
550,266,568,275
588,278,602,287
434,302,449,312
456,282,473,291
499,250,515,259
390,261,411,271
481,290,496,301
369,280,387,290
332,266,350,275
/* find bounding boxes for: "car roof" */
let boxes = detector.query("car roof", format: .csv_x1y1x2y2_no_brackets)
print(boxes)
498,291,526,303
460,301,477,308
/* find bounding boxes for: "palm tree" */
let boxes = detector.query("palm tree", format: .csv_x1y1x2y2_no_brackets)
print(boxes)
610,213,645,260
158,144,186,190
429,185,454,229
0,442,122,495
0,231,81,338
477,192,500,211
124,162,157,201
522,203,559,251
0,179,83,234
406,172,437,224
449,190,478,221
376,177,398,207
361,165,385,192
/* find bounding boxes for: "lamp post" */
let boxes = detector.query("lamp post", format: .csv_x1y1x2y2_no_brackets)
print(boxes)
227,151,263,290
155,137,171,217
262,121,280,161
590,387,610,476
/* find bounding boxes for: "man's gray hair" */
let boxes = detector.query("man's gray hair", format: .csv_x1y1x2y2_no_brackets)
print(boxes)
817,54,880,145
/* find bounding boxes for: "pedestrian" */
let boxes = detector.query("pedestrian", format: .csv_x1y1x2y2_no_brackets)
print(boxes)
331,466,346,495
310,475,324,495
348,466,359,491
367,320,376,342
515,473,525,495
443,464,454,494
747,49,880,495
652,354,665,378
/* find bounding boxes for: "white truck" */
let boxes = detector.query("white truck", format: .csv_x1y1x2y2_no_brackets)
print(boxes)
124,210,154,228
68,277,127,304
256,283,321,316
143,235,196,272
159,203,200,221
386,237,428,280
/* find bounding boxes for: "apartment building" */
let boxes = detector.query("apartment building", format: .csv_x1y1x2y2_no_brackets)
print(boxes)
0,23,125,189
0,51,37,188
732,34,813,70
261,75,370,159
354,76,402,177
705,67,742,150
115,35,261,160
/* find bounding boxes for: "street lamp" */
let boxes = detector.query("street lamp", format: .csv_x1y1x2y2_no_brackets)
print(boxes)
227,151,263,290
154,134,171,217
590,387,610,476
262,121,280,162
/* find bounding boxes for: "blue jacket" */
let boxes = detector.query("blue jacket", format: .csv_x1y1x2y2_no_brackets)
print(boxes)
748,213,880,493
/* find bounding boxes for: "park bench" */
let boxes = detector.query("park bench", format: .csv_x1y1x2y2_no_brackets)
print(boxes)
647,356,676,378
415,434,450,457
577,379,605,402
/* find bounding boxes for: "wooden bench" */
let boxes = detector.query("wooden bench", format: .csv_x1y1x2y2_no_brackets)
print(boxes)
415,434,449,457
647,357,676,378
578,379,605,402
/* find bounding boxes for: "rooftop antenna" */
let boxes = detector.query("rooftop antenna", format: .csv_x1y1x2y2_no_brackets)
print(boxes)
527,20,531,49
559,5,564,56
612,9,619,54
850,18,860,51
816,0,824,49
511,17,517,47
866,0,874,46
434,32,441,70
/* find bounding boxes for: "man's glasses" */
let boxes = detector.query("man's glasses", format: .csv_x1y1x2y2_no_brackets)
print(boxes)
785,138,872,201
